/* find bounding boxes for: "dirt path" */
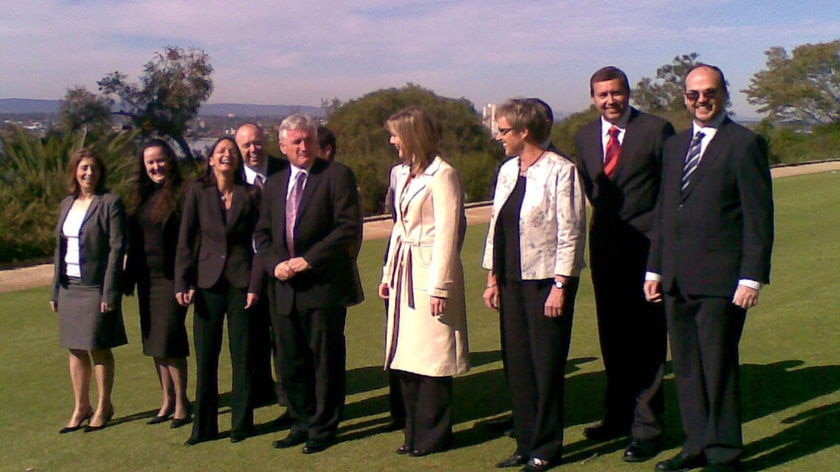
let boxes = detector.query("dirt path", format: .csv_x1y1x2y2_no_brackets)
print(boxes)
2,160,837,294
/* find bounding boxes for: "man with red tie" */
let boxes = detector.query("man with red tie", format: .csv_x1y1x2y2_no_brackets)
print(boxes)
574,66,675,463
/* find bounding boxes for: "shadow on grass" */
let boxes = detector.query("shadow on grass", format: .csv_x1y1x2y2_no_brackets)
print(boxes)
740,361,840,470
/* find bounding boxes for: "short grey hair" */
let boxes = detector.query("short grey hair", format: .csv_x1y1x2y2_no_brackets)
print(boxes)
278,114,318,141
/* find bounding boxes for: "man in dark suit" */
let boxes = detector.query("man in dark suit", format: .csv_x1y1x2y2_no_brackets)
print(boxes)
645,64,773,472
254,114,364,454
235,122,292,420
574,66,674,463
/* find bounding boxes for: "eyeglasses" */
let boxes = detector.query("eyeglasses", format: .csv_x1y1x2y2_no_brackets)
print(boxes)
497,127,515,136
685,89,720,101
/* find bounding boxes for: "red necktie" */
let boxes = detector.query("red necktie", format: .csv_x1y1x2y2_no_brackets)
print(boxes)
604,126,621,178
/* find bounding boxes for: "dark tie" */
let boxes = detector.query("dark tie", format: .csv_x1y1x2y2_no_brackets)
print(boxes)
681,131,706,193
604,126,621,178
285,171,306,254
255,174,265,189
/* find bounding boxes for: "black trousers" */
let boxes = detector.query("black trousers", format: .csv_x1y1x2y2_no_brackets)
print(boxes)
499,278,578,462
397,370,453,452
250,296,285,407
590,226,666,439
191,280,254,440
384,299,405,426
666,290,746,464
273,305,347,441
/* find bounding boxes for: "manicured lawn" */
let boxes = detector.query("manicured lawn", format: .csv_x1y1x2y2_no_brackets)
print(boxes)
2,171,838,471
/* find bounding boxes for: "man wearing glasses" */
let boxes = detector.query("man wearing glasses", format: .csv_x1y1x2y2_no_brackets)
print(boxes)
645,64,774,472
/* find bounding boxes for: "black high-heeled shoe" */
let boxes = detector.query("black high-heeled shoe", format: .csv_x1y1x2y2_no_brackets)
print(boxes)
84,406,115,432
170,402,193,429
148,406,175,425
59,408,93,434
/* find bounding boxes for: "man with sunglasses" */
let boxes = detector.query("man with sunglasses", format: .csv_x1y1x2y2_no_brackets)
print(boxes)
645,64,774,472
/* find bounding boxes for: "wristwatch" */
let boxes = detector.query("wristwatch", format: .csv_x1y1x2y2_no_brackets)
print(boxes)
553,279,566,290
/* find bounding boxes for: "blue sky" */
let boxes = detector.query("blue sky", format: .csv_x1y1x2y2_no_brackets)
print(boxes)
2,0,839,118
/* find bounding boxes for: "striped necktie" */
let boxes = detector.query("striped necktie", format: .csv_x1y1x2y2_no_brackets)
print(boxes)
604,126,621,178
681,131,705,193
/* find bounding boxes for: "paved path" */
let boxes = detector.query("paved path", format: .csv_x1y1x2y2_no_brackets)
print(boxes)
2,160,837,294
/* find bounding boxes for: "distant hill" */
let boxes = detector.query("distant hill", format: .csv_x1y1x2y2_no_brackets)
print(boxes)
0,99,323,118
0,99,59,113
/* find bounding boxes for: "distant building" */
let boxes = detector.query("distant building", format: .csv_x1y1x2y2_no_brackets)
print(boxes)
482,103,498,135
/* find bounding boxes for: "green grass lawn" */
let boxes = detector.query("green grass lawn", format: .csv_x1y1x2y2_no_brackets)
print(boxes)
2,171,838,471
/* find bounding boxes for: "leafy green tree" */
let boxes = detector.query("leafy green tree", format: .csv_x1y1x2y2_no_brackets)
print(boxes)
743,40,840,127
98,46,213,159
57,86,113,137
550,106,601,158
326,84,500,215
632,53,700,113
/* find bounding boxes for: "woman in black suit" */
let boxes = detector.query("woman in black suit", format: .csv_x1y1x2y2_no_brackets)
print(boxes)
175,137,263,445
125,140,192,428
50,149,127,433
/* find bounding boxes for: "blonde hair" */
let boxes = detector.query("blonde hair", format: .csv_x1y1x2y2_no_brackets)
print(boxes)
386,106,441,175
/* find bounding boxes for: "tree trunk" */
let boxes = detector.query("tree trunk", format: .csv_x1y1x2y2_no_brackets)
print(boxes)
172,135,194,161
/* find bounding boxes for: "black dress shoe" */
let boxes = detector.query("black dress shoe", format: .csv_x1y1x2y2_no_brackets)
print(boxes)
583,422,629,441
521,457,552,472
170,415,193,429
60,409,93,434
396,444,411,455
84,407,115,432
272,431,307,449
496,453,528,468
147,415,170,425
656,452,706,471
701,461,739,472
302,437,336,454
623,437,663,462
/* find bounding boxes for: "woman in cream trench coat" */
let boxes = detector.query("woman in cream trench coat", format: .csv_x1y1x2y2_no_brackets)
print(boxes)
379,106,469,457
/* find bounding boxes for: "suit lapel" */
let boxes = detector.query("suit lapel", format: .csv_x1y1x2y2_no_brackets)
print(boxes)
226,185,246,232
82,194,102,228
295,160,324,224
56,197,73,234
399,157,440,218
582,122,605,179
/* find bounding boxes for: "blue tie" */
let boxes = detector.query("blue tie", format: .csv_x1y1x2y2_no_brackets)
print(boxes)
681,131,705,193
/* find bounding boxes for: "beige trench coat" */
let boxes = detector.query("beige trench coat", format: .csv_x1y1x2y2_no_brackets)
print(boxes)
381,157,470,377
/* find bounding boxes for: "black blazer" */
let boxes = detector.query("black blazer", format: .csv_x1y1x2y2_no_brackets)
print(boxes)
648,117,774,297
254,158,364,315
174,181,263,293
51,192,127,306
575,107,675,237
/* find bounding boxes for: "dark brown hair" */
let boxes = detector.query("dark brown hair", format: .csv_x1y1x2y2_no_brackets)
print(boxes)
589,66,630,96
66,148,107,196
127,139,184,223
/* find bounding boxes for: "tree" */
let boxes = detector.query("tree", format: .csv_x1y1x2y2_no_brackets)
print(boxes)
633,53,700,113
743,40,840,127
326,84,501,215
98,46,213,159
57,86,112,137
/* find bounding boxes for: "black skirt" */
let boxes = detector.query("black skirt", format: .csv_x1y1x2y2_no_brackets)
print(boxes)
138,275,189,358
